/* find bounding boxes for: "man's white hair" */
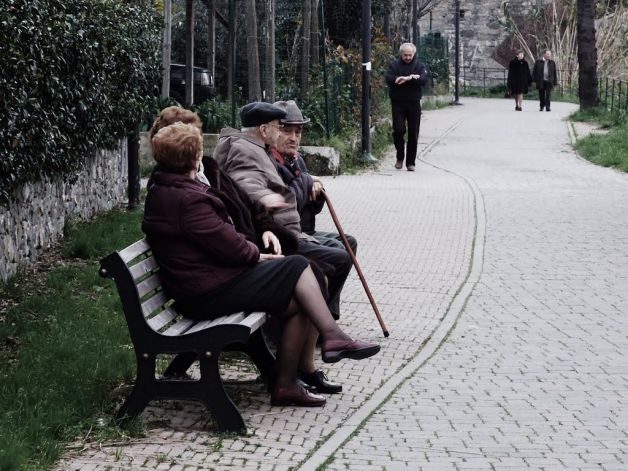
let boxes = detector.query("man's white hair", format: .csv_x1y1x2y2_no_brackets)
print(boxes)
241,126,259,133
399,42,417,54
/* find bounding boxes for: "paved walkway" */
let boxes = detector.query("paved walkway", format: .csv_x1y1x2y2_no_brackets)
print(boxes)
55,98,628,471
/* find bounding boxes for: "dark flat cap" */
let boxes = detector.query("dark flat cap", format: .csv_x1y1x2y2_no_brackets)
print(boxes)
240,102,287,127
273,100,311,124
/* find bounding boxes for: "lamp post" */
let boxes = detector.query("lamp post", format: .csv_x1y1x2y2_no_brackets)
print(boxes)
360,0,376,162
454,0,461,104
412,0,417,46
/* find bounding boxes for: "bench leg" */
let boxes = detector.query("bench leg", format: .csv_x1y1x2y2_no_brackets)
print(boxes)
116,354,156,421
198,355,246,433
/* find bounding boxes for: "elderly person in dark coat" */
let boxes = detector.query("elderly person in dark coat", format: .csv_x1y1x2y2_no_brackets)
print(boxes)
532,49,558,112
385,42,429,171
507,50,532,111
143,122,380,407
270,99,360,395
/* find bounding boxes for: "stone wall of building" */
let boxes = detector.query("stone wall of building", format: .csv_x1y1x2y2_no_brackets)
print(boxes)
0,141,128,281
417,0,548,85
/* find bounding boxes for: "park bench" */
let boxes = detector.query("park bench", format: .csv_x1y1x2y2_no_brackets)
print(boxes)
99,238,276,433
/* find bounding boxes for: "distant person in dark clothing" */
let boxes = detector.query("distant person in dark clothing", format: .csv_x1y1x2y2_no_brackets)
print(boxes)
532,50,558,111
507,50,532,111
385,42,428,172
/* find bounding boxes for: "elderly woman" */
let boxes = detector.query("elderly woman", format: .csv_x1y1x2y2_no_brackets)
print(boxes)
507,50,532,111
143,122,380,407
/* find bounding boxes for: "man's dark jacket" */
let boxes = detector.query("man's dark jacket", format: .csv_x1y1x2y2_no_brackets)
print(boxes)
385,56,429,103
532,59,558,90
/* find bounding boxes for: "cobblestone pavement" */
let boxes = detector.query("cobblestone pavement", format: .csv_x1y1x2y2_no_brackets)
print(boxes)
307,98,628,470
55,98,628,471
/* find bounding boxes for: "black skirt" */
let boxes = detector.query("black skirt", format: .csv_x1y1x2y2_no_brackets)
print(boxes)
175,254,311,320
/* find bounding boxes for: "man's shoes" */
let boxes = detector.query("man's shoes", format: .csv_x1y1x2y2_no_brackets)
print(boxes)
394,160,403,170
546,108,551,112
540,107,544,111
321,339,380,363
407,165,416,171
300,370,342,394
515,106,521,111
271,383,326,407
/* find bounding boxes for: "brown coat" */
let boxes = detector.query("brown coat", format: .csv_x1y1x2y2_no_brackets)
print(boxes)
212,128,307,239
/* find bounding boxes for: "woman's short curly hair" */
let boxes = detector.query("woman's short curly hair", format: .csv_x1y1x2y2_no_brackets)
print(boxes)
151,122,203,174
149,106,203,140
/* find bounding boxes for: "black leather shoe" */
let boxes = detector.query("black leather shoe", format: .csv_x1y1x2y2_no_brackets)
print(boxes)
271,383,326,407
300,370,342,394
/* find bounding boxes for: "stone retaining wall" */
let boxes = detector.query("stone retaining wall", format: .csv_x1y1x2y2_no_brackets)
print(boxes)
0,141,128,281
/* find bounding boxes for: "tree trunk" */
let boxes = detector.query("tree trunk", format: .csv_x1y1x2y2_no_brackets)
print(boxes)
265,0,276,101
161,0,172,98
311,0,320,69
207,0,216,88
577,0,599,109
301,0,312,100
244,0,261,101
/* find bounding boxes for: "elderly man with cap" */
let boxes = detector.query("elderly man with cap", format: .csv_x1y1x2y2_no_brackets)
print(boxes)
214,102,357,395
271,100,358,318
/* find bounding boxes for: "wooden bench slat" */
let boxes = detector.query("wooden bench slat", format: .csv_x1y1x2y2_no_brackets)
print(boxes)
141,291,170,317
146,307,178,332
186,312,246,334
239,312,268,332
136,273,162,299
162,318,196,336
118,239,151,263
129,256,159,281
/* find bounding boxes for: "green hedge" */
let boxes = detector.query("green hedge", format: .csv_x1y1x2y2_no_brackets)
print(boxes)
0,0,161,204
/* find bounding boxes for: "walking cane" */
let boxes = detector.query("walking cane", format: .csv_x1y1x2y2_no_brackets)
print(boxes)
322,191,390,337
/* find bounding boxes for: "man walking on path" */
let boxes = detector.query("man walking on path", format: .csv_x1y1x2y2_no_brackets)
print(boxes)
385,42,428,171
532,49,558,111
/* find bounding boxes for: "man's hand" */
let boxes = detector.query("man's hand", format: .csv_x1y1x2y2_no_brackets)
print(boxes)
395,74,420,85
259,193,289,211
310,180,324,201
262,230,282,255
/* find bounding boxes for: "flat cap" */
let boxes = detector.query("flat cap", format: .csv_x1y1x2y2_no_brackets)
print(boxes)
240,102,287,127
273,100,311,124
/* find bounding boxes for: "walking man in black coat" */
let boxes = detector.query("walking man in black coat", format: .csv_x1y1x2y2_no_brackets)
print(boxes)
385,42,428,172
532,50,558,111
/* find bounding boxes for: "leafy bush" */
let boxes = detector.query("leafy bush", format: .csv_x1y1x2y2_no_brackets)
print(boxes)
0,0,162,204
193,98,234,133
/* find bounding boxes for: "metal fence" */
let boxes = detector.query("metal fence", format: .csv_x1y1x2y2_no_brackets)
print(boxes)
460,66,627,115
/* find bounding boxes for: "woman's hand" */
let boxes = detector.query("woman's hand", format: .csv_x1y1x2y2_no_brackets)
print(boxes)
262,231,282,255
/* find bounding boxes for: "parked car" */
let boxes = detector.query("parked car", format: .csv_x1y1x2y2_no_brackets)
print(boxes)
169,63,214,104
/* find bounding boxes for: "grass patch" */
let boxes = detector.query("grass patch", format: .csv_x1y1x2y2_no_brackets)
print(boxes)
574,122,628,172
0,208,144,470
570,107,625,129
571,106,628,172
